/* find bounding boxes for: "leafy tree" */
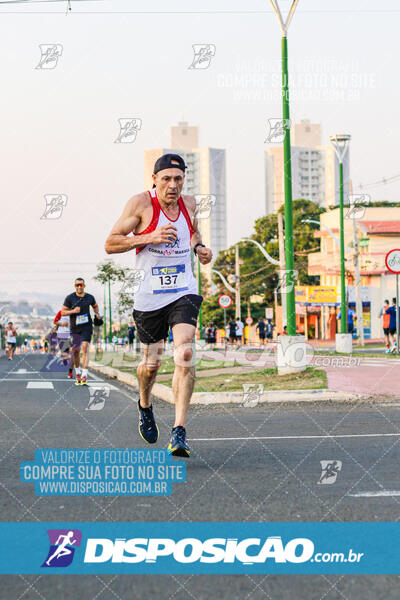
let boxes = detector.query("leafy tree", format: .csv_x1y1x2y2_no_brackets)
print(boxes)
202,199,325,324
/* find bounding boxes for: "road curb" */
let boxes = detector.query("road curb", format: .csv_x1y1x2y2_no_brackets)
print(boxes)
89,361,362,404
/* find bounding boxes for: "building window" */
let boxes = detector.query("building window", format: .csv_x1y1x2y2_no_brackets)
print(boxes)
182,129,187,135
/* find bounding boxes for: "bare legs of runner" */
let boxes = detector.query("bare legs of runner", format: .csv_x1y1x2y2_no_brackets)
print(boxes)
171,323,196,428
137,340,163,408
136,323,196,428
81,341,90,368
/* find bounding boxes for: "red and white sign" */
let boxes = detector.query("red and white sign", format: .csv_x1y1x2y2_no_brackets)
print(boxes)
218,294,232,309
245,317,253,325
385,249,400,274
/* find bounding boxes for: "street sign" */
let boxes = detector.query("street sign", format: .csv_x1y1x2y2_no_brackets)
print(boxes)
265,307,273,319
245,317,253,325
218,294,232,309
385,249,400,356
385,249,400,274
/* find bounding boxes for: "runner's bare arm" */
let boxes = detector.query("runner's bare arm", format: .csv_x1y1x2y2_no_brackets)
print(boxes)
61,305,80,317
105,194,178,254
92,302,100,318
183,195,213,265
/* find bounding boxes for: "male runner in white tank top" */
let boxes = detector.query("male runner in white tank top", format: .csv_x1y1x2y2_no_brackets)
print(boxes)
105,154,212,457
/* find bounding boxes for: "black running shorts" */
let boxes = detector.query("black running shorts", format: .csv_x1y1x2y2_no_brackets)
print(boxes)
133,294,203,345
70,327,93,348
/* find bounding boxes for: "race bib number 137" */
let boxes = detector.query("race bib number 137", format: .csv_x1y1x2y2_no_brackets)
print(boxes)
151,264,188,294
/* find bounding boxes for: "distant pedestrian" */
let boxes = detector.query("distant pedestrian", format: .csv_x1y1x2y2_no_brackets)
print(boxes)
228,319,237,346
385,297,399,353
379,300,390,351
235,318,244,345
255,317,266,347
338,305,355,334
205,323,217,347
266,318,274,341
128,322,136,351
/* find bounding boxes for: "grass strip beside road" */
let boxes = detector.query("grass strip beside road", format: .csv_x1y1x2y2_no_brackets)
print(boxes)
90,351,234,374
162,367,327,393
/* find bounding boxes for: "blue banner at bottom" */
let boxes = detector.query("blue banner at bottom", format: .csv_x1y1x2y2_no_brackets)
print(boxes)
0,522,398,574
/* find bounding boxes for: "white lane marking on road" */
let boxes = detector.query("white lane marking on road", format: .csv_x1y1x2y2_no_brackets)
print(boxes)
88,371,104,381
87,382,118,391
190,433,400,441
7,370,40,374
2,378,74,382
349,491,400,497
1,379,118,389
26,382,54,389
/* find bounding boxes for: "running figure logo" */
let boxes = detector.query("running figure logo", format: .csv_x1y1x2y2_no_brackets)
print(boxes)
114,118,142,143
276,269,298,295
242,384,264,408
318,460,342,484
120,269,145,295
42,529,82,567
36,44,63,69
188,44,216,69
194,195,216,219
41,194,68,220
265,118,291,144
165,236,180,249
345,194,371,219
86,386,109,411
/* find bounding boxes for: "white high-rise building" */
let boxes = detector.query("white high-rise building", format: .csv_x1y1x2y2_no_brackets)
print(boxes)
144,122,227,285
265,119,350,213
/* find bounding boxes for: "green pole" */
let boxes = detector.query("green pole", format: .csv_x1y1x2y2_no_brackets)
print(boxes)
198,260,202,338
339,161,347,333
103,285,107,342
281,35,296,336
108,279,112,343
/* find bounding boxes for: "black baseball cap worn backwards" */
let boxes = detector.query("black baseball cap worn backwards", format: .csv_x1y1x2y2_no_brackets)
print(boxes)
153,153,187,174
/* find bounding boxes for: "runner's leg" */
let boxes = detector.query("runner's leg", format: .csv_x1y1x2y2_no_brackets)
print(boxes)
171,323,196,428
137,340,164,407
81,341,90,369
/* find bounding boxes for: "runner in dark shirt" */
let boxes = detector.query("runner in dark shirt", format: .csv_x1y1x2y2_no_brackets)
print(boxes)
62,278,100,385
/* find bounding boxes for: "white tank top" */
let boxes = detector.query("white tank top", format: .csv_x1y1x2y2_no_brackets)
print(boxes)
57,315,70,338
133,189,198,311
7,329,16,343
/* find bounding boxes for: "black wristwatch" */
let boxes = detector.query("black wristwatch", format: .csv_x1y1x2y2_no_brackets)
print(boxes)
193,243,205,256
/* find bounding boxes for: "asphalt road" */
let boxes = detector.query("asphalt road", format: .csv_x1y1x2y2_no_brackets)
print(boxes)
1,353,400,599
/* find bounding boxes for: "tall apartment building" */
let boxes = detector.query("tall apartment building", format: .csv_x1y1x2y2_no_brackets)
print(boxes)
144,122,227,284
265,119,350,214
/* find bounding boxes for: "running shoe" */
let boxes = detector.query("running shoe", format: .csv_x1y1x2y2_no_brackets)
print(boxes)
138,400,159,444
75,374,82,386
168,426,190,457
385,348,391,354
67,371,73,379
81,376,88,385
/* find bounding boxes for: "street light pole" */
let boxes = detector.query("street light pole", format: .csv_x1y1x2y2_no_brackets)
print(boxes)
103,284,107,346
330,134,351,335
197,260,202,338
108,278,112,343
270,0,299,336
277,213,287,327
211,269,236,294
235,244,241,320
349,179,364,347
